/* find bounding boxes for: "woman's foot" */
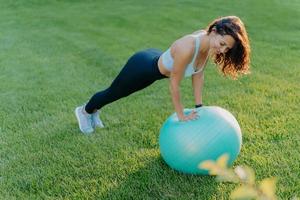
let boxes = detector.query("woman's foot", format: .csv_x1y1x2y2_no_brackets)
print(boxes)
75,105,94,134
92,110,105,128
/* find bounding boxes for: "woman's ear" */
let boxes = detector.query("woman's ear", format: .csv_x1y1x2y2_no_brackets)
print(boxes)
210,27,217,36
211,27,217,33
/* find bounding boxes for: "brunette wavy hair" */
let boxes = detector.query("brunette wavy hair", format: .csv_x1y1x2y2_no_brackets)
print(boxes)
206,16,251,79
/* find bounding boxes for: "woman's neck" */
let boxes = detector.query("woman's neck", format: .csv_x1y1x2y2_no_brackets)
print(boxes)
199,32,211,54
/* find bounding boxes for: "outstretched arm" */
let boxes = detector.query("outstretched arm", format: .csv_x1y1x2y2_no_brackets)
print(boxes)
169,51,187,120
170,43,197,121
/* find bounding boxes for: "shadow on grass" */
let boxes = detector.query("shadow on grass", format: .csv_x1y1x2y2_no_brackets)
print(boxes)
101,156,219,200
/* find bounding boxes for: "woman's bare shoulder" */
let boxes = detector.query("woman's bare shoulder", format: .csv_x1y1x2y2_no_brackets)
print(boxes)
171,34,195,51
192,29,206,34
169,36,195,64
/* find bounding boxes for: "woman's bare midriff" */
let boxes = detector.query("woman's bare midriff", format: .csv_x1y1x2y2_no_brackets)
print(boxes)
158,56,171,77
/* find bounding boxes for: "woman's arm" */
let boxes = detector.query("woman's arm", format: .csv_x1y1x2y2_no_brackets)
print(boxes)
192,71,204,106
169,53,187,119
169,41,197,121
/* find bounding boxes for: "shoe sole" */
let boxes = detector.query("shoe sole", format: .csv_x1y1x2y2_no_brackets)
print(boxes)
75,107,93,134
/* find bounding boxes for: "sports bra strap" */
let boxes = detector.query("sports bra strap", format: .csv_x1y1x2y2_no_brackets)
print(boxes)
191,37,200,64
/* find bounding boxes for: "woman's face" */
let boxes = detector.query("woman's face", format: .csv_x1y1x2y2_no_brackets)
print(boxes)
210,33,235,55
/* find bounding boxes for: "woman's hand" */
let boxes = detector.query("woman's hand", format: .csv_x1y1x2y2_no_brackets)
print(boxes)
177,110,198,121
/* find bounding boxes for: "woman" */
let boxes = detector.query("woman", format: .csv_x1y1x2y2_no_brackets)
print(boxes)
75,16,251,134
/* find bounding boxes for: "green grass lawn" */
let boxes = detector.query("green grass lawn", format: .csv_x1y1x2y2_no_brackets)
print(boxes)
0,0,299,199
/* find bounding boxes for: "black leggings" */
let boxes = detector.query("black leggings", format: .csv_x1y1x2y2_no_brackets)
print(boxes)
85,48,168,113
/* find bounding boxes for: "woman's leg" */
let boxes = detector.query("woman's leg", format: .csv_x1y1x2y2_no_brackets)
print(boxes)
85,49,166,114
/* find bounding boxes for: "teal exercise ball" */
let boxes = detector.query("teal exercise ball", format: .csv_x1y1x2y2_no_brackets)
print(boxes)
159,106,242,175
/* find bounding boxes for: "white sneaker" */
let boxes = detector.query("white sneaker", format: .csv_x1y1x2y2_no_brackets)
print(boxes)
92,110,104,128
75,105,94,134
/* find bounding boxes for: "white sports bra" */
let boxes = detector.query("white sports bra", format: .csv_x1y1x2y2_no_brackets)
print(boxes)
161,34,205,77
